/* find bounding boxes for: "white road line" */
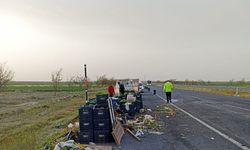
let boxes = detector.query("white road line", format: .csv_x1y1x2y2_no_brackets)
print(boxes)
156,94,250,150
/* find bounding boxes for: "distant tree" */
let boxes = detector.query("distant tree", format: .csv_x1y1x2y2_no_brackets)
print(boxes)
0,63,14,92
67,75,91,91
229,79,234,86
156,80,162,83
75,76,85,88
185,79,189,85
96,75,116,87
96,75,108,87
198,80,205,85
51,68,63,95
240,78,246,84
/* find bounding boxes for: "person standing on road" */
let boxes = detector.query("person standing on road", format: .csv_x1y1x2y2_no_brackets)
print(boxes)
118,82,125,96
107,85,115,97
163,80,173,103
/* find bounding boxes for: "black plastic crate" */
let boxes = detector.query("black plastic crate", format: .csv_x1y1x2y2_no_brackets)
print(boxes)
93,119,111,130
79,105,93,119
136,94,142,101
94,130,112,143
79,130,94,144
135,96,143,109
79,119,93,131
86,98,97,106
133,100,142,112
128,103,136,117
95,103,109,109
93,107,110,119
96,94,109,105
119,104,128,113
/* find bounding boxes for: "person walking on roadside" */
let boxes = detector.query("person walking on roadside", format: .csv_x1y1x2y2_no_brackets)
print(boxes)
163,80,173,103
107,85,115,97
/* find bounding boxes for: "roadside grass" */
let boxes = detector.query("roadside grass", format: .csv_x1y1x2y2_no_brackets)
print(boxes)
0,91,104,150
198,81,250,88
5,81,102,92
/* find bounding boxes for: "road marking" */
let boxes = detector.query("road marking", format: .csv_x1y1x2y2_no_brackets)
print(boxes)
156,94,250,150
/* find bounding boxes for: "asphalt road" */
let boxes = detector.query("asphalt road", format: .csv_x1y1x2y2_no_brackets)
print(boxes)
111,87,248,150
150,85,250,150
177,85,250,91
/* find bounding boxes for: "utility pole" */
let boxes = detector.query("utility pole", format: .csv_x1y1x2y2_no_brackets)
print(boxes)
84,64,88,101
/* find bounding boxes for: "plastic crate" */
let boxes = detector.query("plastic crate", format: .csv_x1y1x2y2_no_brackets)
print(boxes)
94,130,112,143
136,94,142,101
96,94,109,105
93,119,111,130
119,104,128,113
79,119,93,131
95,103,109,109
93,107,110,119
79,105,93,120
133,100,142,112
128,103,136,117
86,98,97,106
79,130,94,144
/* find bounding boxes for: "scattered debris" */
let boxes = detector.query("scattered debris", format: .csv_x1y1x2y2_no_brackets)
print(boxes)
147,109,152,112
75,144,112,150
52,92,177,149
139,109,145,113
53,140,77,150
68,123,74,129
156,104,176,116
126,128,141,142
75,122,79,128
135,129,144,137
211,137,215,140
148,131,164,135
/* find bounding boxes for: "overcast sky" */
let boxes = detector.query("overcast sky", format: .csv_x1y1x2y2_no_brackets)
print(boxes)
0,0,249,81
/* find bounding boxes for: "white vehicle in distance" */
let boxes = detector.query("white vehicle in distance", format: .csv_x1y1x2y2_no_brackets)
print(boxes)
147,80,152,86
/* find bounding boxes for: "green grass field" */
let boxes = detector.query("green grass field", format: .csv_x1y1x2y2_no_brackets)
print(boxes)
4,81,101,92
0,81,107,150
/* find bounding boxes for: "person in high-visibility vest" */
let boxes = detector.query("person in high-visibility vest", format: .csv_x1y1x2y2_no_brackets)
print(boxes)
163,80,173,103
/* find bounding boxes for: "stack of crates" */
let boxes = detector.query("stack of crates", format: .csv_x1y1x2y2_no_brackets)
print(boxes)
96,94,109,108
93,94,112,143
134,93,143,112
78,105,94,144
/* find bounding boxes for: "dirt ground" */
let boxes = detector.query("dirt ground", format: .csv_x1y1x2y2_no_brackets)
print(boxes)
0,91,86,149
